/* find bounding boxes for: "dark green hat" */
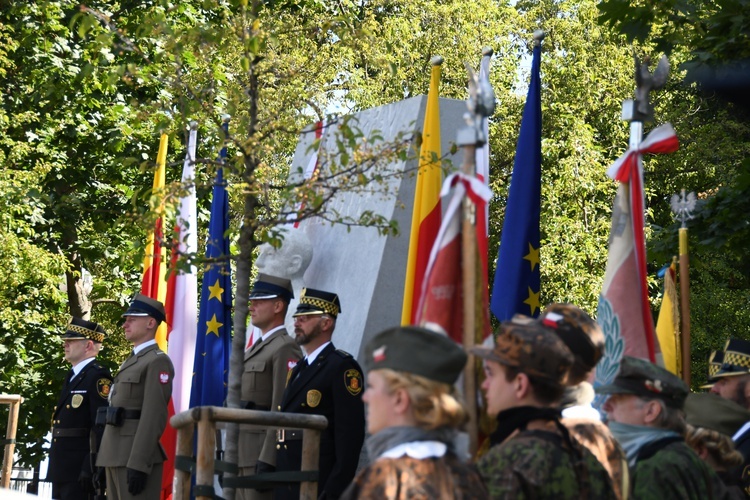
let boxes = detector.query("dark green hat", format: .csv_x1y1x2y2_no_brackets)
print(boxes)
595,356,688,409
293,287,341,318
685,392,750,437
249,273,294,302
122,293,166,324
471,319,574,385
364,326,467,385
713,339,750,380
62,317,106,343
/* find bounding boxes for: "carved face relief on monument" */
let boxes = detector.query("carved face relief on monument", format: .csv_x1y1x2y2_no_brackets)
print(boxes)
255,229,313,281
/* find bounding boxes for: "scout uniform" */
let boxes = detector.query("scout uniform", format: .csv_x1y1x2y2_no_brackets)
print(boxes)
47,317,112,500
96,294,174,500
238,274,302,500
473,320,617,499
340,326,488,500
597,356,720,499
274,288,365,500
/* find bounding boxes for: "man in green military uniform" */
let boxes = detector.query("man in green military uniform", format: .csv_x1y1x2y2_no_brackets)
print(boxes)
96,294,174,500
47,317,112,500
472,318,616,499
598,355,722,499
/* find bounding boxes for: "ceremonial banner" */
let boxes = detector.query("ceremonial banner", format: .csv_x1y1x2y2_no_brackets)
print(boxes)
401,60,443,325
189,125,232,409
417,173,492,343
490,43,542,321
656,260,680,375
595,123,679,386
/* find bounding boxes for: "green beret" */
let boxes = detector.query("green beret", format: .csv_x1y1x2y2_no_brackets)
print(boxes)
363,326,467,385
685,393,750,437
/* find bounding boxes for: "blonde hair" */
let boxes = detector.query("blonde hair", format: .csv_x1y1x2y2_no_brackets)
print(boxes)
685,424,744,470
377,368,467,430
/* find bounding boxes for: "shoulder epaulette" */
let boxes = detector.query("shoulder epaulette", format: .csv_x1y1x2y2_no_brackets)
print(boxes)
335,349,353,358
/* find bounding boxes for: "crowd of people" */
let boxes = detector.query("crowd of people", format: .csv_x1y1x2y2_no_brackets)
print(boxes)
46,275,750,499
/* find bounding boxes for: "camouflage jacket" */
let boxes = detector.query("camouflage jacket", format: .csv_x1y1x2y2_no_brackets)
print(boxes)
631,437,721,499
340,453,488,500
478,420,617,499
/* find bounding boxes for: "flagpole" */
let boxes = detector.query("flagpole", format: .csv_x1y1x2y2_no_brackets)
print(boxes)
458,47,495,458
671,189,696,384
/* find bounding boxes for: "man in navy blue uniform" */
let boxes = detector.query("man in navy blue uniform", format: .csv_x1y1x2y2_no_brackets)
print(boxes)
47,317,112,500
274,288,365,500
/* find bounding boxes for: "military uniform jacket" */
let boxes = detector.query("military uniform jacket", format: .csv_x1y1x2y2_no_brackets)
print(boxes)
339,452,488,499
632,436,721,500
239,328,302,467
276,343,365,500
478,419,617,499
731,424,750,498
96,344,174,474
47,360,112,482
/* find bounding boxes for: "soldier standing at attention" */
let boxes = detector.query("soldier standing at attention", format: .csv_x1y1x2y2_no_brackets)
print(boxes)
238,274,303,500
472,319,616,499
96,294,174,499
274,288,365,500
47,317,112,500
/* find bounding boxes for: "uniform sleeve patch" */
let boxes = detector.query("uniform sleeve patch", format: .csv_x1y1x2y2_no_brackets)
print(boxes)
159,372,170,384
345,369,362,396
97,378,112,399
287,359,298,370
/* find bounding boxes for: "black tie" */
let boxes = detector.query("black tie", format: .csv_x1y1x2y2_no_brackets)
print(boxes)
66,369,75,383
294,358,309,381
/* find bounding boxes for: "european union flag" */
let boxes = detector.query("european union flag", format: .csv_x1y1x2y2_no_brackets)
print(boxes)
490,42,542,321
189,121,232,408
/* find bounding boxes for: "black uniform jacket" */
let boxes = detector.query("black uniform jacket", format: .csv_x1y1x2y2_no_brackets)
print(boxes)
275,343,365,500
47,360,112,482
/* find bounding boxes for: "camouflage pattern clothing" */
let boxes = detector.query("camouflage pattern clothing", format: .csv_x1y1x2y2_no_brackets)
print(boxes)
478,419,617,499
563,418,629,500
631,437,721,499
340,453,487,500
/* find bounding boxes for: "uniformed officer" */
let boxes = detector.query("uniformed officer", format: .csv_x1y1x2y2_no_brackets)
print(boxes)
239,274,303,500
274,288,365,500
47,317,112,500
96,294,174,500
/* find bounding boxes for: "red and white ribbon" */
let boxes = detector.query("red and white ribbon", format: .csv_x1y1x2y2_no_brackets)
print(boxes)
607,123,679,182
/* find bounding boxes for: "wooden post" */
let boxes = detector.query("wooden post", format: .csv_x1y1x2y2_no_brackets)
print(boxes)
679,228,691,385
0,394,22,489
195,408,217,500
299,428,322,500
173,415,195,500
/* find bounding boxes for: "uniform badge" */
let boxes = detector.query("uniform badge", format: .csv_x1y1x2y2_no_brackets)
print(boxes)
307,390,322,408
71,394,84,408
345,369,363,396
159,372,170,384
288,359,298,370
97,379,111,399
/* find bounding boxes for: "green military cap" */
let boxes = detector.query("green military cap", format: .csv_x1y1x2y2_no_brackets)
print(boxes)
712,339,750,380
685,392,750,437
364,325,467,385
122,293,166,324
537,303,605,385
62,316,107,343
471,319,574,385
595,356,689,409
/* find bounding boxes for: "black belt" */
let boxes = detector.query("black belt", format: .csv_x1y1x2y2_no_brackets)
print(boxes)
276,429,303,442
52,427,88,438
122,409,141,419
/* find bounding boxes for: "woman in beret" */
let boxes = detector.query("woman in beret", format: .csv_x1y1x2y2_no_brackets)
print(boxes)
339,325,487,499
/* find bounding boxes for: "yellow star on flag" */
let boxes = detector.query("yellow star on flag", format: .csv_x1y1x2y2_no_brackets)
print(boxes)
523,243,540,272
205,314,223,337
524,287,540,316
208,279,224,301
